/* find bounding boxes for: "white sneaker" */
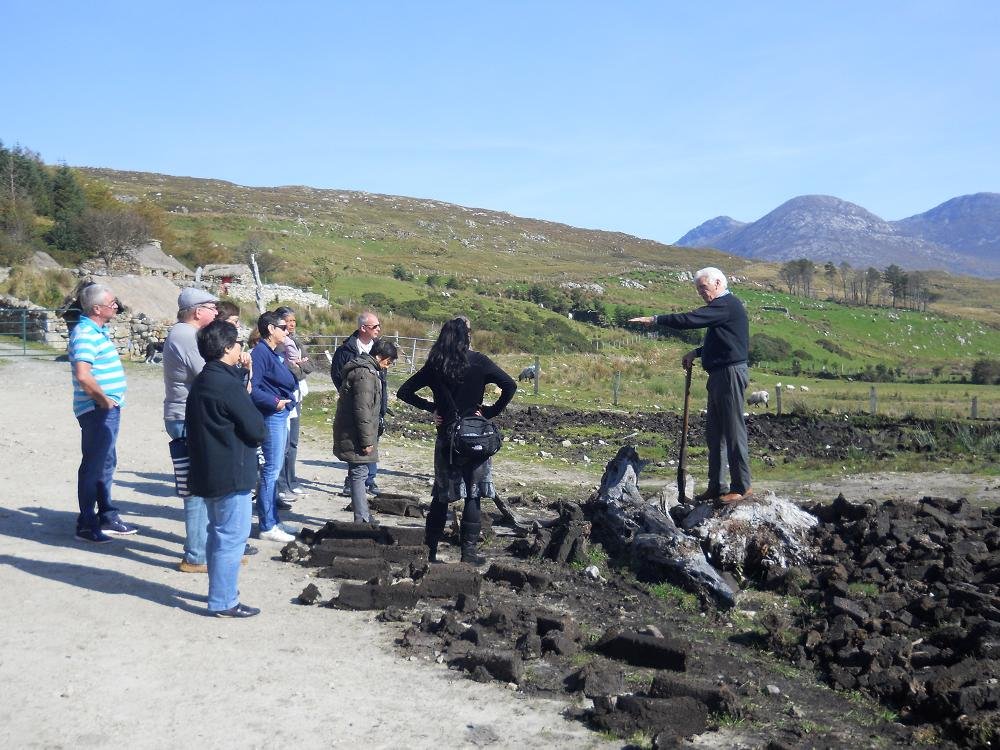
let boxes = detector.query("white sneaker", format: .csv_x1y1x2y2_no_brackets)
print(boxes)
290,487,307,496
260,527,294,543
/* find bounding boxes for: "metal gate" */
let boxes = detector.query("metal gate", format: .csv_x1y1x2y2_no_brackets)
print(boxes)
0,308,66,357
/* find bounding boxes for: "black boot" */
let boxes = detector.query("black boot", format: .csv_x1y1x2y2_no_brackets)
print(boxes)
425,501,448,563
460,521,486,565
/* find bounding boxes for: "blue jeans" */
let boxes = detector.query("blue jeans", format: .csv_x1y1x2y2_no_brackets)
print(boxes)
257,411,289,532
76,406,122,532
205,491,252,612
277,416,300,493
166,419,208,564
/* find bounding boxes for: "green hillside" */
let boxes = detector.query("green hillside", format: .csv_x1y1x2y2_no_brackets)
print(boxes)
58,168,1000,383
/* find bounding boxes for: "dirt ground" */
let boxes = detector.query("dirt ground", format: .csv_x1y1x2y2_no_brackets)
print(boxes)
1,355,992,749
0,356,615,750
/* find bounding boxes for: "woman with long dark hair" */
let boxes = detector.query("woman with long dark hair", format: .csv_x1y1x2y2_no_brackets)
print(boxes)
397,317,516,564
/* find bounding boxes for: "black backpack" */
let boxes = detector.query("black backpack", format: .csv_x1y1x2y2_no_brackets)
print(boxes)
440,386,503,465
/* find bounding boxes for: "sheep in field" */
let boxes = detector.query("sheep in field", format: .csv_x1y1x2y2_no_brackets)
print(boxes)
518,364,539,382
747,390,769,407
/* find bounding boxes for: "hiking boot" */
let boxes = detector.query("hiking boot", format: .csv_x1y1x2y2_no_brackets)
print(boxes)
243,544,258,556
213,603,260,618
693,489,720,503
75,528,113,544
460,521,486,566
178,560,208,573
276,497,293,511
719,488,753,505
366,482,381,497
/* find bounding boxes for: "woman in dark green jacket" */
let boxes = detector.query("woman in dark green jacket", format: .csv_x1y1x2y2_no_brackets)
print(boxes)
333,338,398,523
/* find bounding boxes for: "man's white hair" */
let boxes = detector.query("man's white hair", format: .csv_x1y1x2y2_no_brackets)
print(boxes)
358,309,378,328
79,283,112,312
694,267,728,290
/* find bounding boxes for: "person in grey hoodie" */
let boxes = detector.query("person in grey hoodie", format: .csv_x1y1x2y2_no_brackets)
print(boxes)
332,339,398,524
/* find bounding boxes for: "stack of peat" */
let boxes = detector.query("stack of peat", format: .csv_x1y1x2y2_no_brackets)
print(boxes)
287,520,481,609
764,494,1000,746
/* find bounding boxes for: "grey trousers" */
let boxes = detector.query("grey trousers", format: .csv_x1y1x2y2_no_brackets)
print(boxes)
705,363,752,495
348,462,373,523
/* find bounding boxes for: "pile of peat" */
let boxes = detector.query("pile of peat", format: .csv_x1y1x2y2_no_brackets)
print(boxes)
283,506,923,747
760,493,1000,747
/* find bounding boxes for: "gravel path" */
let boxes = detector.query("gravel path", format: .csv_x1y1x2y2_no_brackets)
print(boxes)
0,355,614,750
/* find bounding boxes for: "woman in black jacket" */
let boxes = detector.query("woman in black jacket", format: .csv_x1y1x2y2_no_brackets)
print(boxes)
397,317,516,564
186,320,267,618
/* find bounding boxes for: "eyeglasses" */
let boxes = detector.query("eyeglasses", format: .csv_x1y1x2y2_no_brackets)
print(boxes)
364,323,381,329
197,304,218,313
97,300,118,310
274,324,288,330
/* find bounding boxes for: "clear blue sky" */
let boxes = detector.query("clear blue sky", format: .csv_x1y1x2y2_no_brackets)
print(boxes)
4,1,998,243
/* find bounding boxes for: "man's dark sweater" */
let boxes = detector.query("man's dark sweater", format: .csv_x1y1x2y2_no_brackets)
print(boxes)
655,292,749,371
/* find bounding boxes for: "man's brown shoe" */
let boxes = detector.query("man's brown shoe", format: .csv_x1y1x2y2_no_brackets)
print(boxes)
178,560,208,573
719,489,753,505
693,489,720,503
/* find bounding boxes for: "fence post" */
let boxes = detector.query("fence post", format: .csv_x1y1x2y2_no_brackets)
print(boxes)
612,371,621,406
410,339,417,373
21,309,27,355
971,396,978,420
869,386,877,415
775,384,782,416
534,355,540,396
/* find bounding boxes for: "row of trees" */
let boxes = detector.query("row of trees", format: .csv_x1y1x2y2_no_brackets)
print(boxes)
0,141,162,268
778,258,938,310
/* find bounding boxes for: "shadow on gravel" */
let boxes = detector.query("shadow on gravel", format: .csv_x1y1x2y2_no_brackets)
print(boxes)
300,458,431,482
0,505,183,571
0,554,205,613
115,470,178,500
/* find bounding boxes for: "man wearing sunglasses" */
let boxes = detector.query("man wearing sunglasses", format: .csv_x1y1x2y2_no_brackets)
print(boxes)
330,310,387,498
163,286,219,572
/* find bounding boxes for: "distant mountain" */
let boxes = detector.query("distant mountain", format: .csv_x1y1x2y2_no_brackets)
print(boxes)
676,194,1000,278
893,193,1000,262
675,216,746,249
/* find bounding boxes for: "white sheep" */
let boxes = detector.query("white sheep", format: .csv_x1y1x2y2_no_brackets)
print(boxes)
799,385,810,392
785,384,796,391
747,390,769,407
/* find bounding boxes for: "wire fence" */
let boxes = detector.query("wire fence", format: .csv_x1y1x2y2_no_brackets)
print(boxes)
306,333,437,374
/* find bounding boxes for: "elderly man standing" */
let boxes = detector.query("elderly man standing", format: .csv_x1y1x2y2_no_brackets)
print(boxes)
68,283,137,542
631,267,753,504
163,287,219,572
330,310,386,498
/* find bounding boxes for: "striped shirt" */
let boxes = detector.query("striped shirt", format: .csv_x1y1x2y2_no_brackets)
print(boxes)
69,316,127,417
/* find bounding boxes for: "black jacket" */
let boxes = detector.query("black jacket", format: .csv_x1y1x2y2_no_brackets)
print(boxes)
397,351,517,432
185,360,267,498
655,292,749,371
331,331,387,418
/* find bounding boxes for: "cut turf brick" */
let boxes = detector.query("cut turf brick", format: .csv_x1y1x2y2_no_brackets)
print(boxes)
594,629,689,671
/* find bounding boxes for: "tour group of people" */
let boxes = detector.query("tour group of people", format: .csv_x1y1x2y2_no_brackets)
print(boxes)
67,266,751,619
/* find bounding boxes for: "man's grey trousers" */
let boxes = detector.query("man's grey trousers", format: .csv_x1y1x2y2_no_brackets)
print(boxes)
704,363,752,495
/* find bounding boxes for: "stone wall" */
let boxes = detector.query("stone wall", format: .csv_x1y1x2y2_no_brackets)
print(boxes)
0,294,171,360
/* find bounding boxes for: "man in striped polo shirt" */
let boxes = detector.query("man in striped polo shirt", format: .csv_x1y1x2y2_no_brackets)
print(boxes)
68,283,138,543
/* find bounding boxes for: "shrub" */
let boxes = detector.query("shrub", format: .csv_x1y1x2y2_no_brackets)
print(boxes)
749,333,791,365
971,358,1000,385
